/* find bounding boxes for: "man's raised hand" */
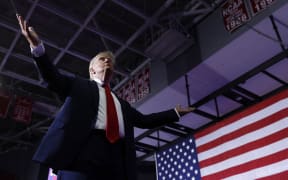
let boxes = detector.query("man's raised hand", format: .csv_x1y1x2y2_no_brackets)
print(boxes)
16,14,40,48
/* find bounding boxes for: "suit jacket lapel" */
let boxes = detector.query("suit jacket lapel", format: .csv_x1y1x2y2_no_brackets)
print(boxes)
88,80,99,104
88,80,100,127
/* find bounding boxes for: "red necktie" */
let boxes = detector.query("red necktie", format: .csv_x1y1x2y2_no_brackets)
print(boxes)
104,85,120,143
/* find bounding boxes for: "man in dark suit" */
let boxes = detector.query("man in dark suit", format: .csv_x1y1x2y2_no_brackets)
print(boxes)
17,14,195,180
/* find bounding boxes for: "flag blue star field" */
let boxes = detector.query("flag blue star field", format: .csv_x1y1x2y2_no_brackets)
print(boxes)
156,136,202,180
156,89,288,180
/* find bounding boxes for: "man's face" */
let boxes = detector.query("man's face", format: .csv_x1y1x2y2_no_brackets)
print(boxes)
91,55,114,73
90,52,114,82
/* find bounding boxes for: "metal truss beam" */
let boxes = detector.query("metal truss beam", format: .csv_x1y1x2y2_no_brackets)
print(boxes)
36,1,149,59
53,0,105,65
136,47,288,161
0,0,40,70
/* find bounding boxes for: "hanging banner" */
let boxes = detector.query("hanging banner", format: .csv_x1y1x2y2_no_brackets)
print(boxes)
222,0,251,32
137,66,150,101
116,65,151,104
123,79,137,104
248,0,277,15
0,90,12,119
11,96,33,124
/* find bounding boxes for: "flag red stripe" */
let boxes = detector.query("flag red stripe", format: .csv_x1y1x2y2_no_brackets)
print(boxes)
197,108,288,153
199,127,287,167
195,89,288,139
256,170,288,180
202,149,288,180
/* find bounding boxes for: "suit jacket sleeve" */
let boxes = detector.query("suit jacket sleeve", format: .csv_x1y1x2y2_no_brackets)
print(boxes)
33,54,73,100
123,101,180,129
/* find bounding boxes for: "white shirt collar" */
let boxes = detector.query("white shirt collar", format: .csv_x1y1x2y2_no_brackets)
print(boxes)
91,78,104,86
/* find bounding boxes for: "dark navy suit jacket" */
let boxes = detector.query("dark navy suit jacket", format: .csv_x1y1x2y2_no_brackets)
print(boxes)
32,54,179,180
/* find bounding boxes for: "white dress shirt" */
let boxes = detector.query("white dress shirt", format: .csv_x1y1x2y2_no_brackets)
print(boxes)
92,79,125,137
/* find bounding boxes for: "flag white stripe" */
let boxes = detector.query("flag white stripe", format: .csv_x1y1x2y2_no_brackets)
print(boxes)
155,153,160,180
196,98,288,146
197,117,288,161
200,138,288,176
223,159,288,180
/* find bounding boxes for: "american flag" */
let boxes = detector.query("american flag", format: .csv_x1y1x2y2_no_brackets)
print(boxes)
156,89,288,179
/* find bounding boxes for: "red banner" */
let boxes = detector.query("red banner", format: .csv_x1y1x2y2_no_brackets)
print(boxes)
11,96,33,124
116,65,150,104
222,0,250,32
137,67,150,101
0,90,12,119
249,0,277,15
123,79,137,104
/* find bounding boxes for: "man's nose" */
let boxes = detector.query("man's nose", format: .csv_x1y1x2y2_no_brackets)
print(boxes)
104,58,110,62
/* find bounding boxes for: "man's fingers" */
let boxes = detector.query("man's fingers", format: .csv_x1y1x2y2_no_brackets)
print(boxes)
17,14,24,32
29,27,38,37
18,15,28,36
183,107,194,113
16,14,40,47
189,107,196,112
28,27,40,44
23,20,28,32
16,14,35,37
19,16,26,32
17,15,30,37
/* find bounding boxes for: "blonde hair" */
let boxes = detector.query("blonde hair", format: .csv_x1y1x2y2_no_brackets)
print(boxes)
89,51,115,70
89,51,115,79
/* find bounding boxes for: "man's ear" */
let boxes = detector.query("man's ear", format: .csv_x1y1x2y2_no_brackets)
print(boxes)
89,68,95,74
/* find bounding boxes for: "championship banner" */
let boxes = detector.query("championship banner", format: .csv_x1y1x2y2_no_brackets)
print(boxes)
11,96,33,124
222,0,250,32
248,0,277,15
123,79,137,104
116,65,150,104
122,84,129,102
137,66,150,101
0,89,12,119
